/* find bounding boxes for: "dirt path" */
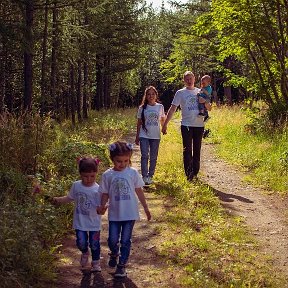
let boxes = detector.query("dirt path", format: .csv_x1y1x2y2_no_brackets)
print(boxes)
53,139,181,288
201,143,288,281
53,138,288,287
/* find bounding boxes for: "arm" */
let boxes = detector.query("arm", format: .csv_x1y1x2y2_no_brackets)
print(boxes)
161,104,177,134
135,118,142,145
53,195,73,205
135,187,151,221
97,193,109,215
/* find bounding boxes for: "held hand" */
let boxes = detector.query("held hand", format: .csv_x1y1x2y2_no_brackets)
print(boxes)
198,96,206,104
144,208,152,221
161,124,167,135
97,205,107,215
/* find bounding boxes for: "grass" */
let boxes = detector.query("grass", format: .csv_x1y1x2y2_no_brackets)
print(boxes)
205,105,288,194
153,119,286,287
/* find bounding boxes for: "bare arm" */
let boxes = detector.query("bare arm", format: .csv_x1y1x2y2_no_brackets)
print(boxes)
97,193,109,215
161,104,177,134
135,187,151,221
53,195,73,204
199,97,212,111
135,118,142,145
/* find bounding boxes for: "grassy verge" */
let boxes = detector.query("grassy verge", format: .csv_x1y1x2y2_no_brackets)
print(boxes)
153,120,286,287
0,108,138,288
205,106,288,194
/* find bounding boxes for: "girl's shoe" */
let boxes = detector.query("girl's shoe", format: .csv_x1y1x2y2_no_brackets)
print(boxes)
80,251,90,267
108,254,118,268
91,260,101,272
114,264,127,278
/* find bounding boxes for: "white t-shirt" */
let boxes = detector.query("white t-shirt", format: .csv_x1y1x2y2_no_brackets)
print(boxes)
68,180,101,231
98,167,145,221
137,103,165,139
172,87,204,127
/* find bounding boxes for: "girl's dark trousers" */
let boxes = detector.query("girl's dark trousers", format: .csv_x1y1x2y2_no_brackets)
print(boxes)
180,125,204,179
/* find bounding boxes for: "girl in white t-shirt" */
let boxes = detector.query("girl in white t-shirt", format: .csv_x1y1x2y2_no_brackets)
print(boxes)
97,141,151,278
135,86,166,185
53,157,102,272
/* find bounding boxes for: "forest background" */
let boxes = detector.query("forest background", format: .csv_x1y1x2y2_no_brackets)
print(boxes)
0,0,288,287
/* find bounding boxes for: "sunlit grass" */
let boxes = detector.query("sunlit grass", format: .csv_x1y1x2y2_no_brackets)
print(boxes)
154,121,286,287
205,105,288,193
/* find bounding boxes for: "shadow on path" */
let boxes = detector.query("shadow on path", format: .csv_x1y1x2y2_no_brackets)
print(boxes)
80,271,139,288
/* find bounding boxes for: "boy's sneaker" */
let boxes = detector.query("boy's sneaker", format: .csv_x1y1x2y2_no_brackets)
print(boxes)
80,251,90,267
91,260,101,272
203,129,210,139
108,254,118,268
114,264,127,278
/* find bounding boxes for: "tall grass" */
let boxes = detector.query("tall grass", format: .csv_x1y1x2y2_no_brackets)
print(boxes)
0,107,138,287
206,105,288,193
154,120,286,287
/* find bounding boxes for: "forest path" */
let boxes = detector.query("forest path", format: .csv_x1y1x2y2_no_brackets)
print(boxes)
52,135,288,287
201,143,288,283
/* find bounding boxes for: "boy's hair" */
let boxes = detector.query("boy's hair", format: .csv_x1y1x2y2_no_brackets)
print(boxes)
140,86,159,133
201,75,211,83
183,71,195,78
109,141,133,160
78,157,99,173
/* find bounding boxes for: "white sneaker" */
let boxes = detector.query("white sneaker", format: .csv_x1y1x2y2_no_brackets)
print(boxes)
146,177,153,185
143,177,148,184
91,260,101,272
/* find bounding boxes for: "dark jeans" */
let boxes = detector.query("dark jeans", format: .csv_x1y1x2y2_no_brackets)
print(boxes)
75,229,101,261
108,220,135,265
180,125,204,178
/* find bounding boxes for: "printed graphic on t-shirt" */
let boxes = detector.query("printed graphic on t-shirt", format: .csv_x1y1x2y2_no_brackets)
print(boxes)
75,192,91,216
186,94,198,111
111,177,131,201
146,111,159,126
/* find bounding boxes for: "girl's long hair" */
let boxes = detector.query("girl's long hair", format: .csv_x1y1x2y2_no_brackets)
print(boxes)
140,86,159,133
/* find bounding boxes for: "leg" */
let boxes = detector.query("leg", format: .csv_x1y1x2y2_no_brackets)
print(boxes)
75,229,90,267
118,220,135,265
108,221,121,257
191,127,204,176
75,229,89,253
139,137,149,178
181,125,193,178
148,139,160,178
89,231,101,261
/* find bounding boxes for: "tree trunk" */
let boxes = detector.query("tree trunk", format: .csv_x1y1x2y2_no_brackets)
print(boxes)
83,61,88,118
76,60,82,122
94,55,103,110
23,0,34,111
40,0,49,113
70,64,76,126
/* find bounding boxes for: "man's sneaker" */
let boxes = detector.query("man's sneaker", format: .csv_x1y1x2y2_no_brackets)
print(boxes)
143,177,148,185
80,251,89,267
203,129,210,139
114,264,127,278
108,254,118,268
91,260,101,272
146,176,153,185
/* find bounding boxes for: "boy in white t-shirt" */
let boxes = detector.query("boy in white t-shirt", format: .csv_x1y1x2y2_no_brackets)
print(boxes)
135,86,166,185
53,157,103,272
97,141,151,278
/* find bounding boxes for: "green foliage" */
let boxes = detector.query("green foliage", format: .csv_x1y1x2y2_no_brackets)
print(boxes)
206,105,288,193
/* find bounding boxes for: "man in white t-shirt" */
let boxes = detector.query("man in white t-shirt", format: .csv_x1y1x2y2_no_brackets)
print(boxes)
162,71,212,181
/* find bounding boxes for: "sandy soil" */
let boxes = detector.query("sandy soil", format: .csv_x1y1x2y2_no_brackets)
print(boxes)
52,139,288,287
